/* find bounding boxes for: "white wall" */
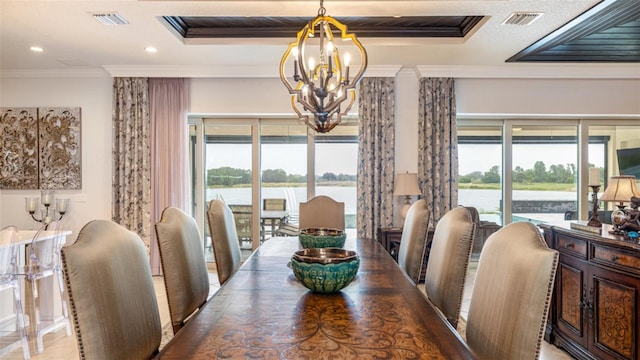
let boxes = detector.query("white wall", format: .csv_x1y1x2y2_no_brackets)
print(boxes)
1,72,639,236
0,76,113,239
457,78,640,116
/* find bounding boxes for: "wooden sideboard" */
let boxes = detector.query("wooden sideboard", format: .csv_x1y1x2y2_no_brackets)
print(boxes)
540,222,640,360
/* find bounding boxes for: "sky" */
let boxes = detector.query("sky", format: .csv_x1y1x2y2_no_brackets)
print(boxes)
208,143,357,175
208,143,606,176
458,143,605,175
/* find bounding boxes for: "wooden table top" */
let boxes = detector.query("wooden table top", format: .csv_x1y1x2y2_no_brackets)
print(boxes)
155,236,475,359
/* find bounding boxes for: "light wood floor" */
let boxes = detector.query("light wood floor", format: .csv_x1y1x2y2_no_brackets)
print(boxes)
3,260,573,359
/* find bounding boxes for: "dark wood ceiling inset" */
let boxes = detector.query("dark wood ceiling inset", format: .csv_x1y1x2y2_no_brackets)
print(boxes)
163,16,485,39
508,0,640,62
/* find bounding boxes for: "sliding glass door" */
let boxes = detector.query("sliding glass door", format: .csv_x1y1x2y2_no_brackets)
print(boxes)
190,117,358,261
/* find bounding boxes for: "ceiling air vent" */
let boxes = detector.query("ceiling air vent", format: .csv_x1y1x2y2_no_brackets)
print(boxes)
93,13,129,26
502,12,543,26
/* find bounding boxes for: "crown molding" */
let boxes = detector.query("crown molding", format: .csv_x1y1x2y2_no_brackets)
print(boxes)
2,64,637,79
416,64,640,79
0,68,110,78
102,64,403,78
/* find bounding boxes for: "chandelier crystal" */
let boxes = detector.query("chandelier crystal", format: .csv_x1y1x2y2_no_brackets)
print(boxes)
279,0,367,133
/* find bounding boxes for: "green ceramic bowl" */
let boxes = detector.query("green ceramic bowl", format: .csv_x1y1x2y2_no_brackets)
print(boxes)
290,248,360,294
298,228,346,249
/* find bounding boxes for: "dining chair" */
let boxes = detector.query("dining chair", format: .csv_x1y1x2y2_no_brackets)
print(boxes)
155,206,210,335
299,195,345,230
207,199,243,285
0,226,30,359
13,220,72,354
61,220,162,360
396,199,430,285
423,206,476,329
228,204,253,247
263,198,286,211
465,221,559,359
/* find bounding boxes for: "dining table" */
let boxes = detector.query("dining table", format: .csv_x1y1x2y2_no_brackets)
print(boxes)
260,210,290,238
155,235,476,359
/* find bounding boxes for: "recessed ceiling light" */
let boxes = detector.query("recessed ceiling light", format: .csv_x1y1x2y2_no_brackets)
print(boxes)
30,46,44,52
145,47,158,53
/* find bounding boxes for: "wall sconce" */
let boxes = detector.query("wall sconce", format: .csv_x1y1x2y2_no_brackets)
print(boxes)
393,172,422,222
25,190,69,226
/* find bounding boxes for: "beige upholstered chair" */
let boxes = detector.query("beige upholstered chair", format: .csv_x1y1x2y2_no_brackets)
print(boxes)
299,195,345,230
155,207,210,334
465,221,559,360
424,206,476,329
396,199,430,285
61,220,162,360
207,200,243,285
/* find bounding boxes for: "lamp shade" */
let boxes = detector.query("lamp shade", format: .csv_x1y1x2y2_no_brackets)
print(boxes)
601,175,640,202
394,173,421,197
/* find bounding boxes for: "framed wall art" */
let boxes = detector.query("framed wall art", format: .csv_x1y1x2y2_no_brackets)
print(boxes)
0,107,81,190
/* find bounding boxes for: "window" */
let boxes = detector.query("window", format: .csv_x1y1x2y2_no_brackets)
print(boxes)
458,120,640,226
189,117,358,261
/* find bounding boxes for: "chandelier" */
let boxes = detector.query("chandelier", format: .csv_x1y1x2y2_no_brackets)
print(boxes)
279,0,367,133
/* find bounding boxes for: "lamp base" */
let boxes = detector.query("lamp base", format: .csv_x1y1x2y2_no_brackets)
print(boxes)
609,204,628,235
400,196,412,223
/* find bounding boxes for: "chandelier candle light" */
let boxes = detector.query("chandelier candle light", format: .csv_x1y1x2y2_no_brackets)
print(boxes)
25,190,69,226
279,0,367,133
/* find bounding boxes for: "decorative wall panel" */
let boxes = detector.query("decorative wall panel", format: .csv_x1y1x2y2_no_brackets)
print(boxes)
0,107,81,189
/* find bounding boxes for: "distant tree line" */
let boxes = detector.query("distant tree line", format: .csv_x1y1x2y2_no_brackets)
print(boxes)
207,167,356,187
460,161,595,184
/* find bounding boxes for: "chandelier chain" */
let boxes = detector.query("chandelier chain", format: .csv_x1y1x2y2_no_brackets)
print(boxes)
318,0,326,16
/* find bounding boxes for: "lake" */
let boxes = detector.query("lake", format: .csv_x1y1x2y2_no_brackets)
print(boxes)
207,186,576,225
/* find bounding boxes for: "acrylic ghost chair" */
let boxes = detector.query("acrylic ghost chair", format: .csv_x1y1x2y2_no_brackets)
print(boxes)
13,220,72,354
0,225,30,359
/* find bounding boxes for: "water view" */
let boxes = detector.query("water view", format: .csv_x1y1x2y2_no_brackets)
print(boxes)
208,187,576,226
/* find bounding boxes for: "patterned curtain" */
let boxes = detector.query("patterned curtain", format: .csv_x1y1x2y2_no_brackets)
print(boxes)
149,78,190,275
112,78,152,251
418,77,458,227
357,77,395,240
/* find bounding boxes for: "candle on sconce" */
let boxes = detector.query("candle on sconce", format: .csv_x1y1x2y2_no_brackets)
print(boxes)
589,168,600,186
41,190,53,206
56,198,69,214
25,197,38,213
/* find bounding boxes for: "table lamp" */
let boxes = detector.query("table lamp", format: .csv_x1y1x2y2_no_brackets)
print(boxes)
600,175,640,234
393,172,422,221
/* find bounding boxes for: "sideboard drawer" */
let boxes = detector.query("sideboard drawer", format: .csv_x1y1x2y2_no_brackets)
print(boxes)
592,244,640,273
557,235,587,259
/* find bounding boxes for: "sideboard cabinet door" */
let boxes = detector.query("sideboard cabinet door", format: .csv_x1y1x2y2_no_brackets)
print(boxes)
589,265,638,360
